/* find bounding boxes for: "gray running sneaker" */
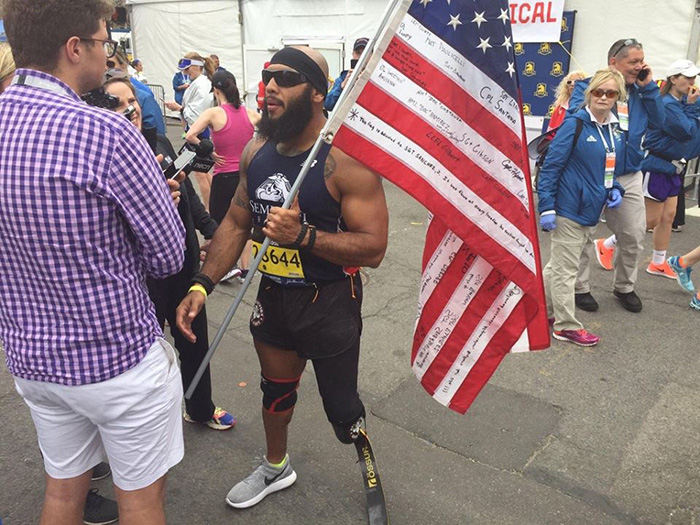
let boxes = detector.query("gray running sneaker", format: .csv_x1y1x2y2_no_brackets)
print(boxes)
225,455,297,509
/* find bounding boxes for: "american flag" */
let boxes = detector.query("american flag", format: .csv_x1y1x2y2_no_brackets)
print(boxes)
327,0,550,414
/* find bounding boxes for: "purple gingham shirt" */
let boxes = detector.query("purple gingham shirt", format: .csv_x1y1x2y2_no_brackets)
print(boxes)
0,69,185,385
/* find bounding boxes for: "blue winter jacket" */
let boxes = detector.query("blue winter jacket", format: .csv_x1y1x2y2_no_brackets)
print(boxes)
324,70,349,112
131,77,166,135
568,78,664,175
538,108,625,227
642,93,700,175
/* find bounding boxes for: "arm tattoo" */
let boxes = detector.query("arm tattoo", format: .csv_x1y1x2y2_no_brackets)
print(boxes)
324,154,337,180
232,184,250,210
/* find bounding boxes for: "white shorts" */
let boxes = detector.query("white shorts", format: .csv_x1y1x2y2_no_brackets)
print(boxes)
14,338,184,491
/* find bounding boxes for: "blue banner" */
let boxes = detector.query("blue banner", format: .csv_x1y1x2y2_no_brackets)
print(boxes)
515,11,576,119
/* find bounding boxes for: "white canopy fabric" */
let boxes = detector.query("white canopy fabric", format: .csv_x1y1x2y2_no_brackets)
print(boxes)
126,0,242,109
565,0,697,78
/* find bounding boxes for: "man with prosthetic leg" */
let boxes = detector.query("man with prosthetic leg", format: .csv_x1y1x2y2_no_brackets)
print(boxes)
176,46,390,520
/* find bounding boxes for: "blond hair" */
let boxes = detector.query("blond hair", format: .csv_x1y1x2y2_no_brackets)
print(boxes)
584,68,627,106
0,44,15,83
184,52,216,81
553,70,586,108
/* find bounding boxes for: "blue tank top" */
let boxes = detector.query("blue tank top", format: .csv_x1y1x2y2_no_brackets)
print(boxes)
247,141,352,286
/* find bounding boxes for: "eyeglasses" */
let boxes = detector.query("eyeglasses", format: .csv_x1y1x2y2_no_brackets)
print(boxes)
591,88,619,99
79,38,118,58
610,38,642,58
566,80,577,85
261,69,309,88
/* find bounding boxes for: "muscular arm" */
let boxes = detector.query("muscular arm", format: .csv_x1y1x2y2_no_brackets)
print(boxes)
198,139,263,282
264,148,389,268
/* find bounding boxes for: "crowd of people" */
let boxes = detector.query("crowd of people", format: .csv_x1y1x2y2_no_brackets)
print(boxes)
3,0,700,523
538,38,700,347
0,1,385,524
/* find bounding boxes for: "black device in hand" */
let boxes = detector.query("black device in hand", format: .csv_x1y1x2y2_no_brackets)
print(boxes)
81,88,120,109
637,68,650,82
350,58,359,69
161,139,216,179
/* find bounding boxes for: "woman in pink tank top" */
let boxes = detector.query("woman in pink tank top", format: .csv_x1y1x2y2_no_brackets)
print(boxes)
186,71,260,278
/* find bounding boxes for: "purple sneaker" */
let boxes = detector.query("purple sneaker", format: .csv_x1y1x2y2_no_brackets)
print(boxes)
553,329,600,347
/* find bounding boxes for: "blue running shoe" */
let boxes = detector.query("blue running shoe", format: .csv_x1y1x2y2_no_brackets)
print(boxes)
691,294,700,311
668,256,695,293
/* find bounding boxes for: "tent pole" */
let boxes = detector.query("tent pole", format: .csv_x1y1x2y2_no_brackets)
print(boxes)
687,0,700,62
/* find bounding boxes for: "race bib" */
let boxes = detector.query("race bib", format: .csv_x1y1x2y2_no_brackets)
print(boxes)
252,242,305,279
617,101,629,131
604,151,615,189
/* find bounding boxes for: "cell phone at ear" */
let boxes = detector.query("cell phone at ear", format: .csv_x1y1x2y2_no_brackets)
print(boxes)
637,68,649,81
350,58,358,69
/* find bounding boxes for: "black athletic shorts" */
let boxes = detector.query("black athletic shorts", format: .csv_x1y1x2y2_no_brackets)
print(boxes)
249,273,363,360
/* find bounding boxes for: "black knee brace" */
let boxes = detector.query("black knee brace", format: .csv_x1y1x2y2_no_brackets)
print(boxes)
331,407,366,444
261,374,300,413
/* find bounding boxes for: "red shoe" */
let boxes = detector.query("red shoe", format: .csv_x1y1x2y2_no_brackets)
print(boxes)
646,261,677,279
553,329,600,347
594,239,613,271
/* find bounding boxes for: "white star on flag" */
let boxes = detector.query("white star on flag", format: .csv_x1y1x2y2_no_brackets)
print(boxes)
476,37,492,54
501,35,512,51
471,11,487,28
419,0,432,7
498,8,510,23
447,13,463,30
506,62,515,77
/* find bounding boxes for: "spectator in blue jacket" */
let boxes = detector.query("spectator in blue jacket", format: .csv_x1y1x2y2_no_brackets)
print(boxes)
569,39,665,314
172,68,190,106
641,59,700,279
539,68,627,347
324,37,368,112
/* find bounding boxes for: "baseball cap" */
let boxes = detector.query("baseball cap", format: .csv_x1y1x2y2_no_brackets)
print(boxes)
211,70,236,92
666,59,700,78
353,37,369,52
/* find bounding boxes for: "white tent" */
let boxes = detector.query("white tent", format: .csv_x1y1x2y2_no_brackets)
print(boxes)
125,0,243,106
126,0,700,116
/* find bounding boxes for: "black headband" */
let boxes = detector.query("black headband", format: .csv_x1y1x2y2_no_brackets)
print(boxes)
269,47,328,98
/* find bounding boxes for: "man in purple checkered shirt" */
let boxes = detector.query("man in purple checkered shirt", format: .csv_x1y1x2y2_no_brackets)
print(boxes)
1,1,187,523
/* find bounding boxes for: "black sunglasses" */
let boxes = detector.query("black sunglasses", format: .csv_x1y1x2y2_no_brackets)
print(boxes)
261,69,309,88
610,38,642,58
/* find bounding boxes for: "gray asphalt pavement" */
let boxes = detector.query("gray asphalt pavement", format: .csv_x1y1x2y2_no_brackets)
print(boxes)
2,125,700,524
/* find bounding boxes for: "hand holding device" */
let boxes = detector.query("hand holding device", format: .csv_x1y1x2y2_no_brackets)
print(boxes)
161,139,216,179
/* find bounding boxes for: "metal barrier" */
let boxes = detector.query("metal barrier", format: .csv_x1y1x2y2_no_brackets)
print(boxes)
145,84,167,128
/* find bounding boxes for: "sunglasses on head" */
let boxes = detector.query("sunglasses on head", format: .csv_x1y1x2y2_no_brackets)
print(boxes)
610,38,642,58
591,88,619,99
261,69,309,88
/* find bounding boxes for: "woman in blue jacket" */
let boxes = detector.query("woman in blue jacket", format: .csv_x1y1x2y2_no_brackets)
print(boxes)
538,69,627,347
641,59,700,278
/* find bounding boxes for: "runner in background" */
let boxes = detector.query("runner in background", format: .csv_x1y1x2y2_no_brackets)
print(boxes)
186,70,260,281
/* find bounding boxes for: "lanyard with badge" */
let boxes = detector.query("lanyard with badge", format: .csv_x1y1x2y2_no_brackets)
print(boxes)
616,95,629,131
596,122,616,189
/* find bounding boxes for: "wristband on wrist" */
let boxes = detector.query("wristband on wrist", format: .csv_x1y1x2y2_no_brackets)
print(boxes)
304,225,317,251
188,284,208,298
291,222,309,249
191,272,215,295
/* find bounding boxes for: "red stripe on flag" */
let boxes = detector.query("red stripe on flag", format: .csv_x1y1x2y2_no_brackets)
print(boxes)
333,125,537,297
447,299,531,414
383,37,526,169
355,82,529,227
418,268,509,396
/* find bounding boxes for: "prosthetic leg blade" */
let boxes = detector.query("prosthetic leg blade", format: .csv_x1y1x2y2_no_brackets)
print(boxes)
354,428,389,525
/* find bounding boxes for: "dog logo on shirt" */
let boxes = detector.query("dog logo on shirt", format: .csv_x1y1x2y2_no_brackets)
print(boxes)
255,173,291,203
251,301,265,327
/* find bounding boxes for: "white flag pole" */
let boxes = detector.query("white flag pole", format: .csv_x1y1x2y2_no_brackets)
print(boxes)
185,0,409,400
